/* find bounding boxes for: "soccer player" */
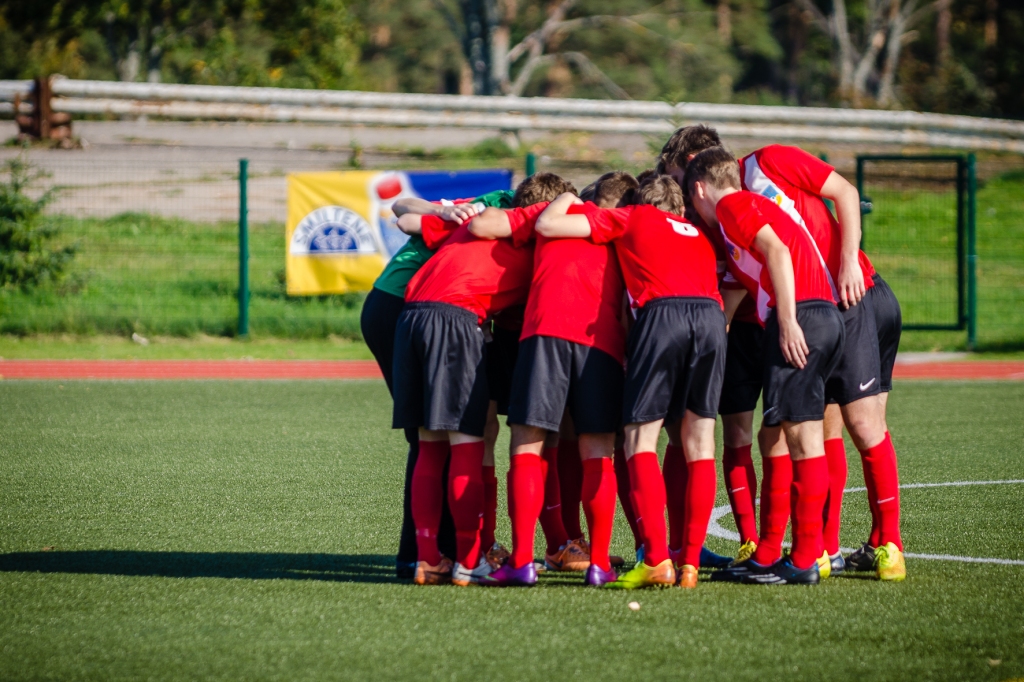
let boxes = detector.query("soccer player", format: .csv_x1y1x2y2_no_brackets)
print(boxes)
362,190,511,579
533,175,726,590
466,171,638,587
659,125,906,582
392,172,574,586
687,146,845,585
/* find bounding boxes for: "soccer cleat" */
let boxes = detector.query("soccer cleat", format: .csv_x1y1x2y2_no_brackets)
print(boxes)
396,560,417,580
452,556,493,586
413,557,454,585
699,546,734,569
484,542,511,570
742,557,820,585
602,558,676,589
676,564,698,589
584,564,618,586
709,558,771,583
732,540,758,566
817,550,832,580
479,561,538,587
829,552,846,576
874,542,906,582
845,543,876,572
544,539,591,572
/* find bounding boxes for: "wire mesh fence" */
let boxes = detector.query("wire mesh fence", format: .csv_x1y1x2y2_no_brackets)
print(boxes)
1,143,1021,350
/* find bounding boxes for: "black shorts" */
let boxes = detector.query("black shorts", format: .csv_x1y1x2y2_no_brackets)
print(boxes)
391,302,489,437
762,301,845,427
360,287,407,396
869,274,902,392
507,335,624,434
486,324,521,415
825,294,883,406
623,297,727,424
719,320,764,416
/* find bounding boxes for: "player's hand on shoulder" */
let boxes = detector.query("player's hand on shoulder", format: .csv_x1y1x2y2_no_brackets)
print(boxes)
779,316,809,369
440,202,481,225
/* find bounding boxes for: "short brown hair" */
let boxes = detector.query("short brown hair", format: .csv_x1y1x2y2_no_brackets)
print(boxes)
656,125,722,173
635,168,657,185
590,171,639,208
684,146,741,200
512,172,577,208
637,174,685,215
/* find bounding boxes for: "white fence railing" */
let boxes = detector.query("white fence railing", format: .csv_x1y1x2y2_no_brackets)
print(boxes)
3,77,1023,153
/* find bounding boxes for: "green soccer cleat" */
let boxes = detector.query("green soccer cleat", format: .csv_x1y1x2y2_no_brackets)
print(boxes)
602,558,676,589
817,550,832,580
875,542,906,582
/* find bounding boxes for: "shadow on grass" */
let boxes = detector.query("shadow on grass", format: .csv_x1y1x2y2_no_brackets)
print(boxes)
0,550,398,583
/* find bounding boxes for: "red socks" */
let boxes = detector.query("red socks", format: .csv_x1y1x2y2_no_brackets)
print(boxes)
860,432,903,550
682,458,717,568
790,455,829,570
823,438,848,555
752,454,792,566
558,440,584,540
614,447,642,549
627,451,669,566
581,457,617,572
448,442,484,568
662,444,687,552
723,444,759,545
539,447,570,554
411,440,450,566
508,453,544,569
481,465,498,550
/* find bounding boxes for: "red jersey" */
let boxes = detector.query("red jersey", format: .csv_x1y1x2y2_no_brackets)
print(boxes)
740,145,875,293
586,204,722,309
506,201,626,363
716,191,836,326
405,220,534,323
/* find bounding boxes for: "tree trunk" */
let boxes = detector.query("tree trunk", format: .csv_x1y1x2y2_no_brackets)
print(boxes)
832,0,856,101
985,0,998,47
717,0,731,43
936,0,951,66
878,0,908,107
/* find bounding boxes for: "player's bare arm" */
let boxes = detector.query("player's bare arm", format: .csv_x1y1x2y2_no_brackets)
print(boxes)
467,207,512,240
535,193,589,238
820,171,865,308
396,213,423,235
393,197,480,224
754,225,809,369
722,288,748,326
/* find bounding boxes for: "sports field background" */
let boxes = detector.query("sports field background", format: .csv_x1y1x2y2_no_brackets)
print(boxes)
1,379,1022,680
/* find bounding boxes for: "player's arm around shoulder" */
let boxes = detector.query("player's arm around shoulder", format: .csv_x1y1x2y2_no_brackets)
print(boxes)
393,197,481,225
753,225,809,369
467,207,512,240
535,193,591,238
396,213,423,235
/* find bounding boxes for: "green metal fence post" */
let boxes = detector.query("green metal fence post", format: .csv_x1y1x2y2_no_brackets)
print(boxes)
966,153,978,350
525,152,536,177
238,158,250,338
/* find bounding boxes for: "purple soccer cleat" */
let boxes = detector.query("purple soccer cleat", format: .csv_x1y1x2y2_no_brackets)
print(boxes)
479,561,538,587
584,564,618,586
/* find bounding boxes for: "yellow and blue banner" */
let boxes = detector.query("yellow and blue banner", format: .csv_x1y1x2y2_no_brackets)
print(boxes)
286,169,513,295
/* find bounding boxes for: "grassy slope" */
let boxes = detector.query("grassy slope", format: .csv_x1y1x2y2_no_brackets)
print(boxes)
0,380,1022,681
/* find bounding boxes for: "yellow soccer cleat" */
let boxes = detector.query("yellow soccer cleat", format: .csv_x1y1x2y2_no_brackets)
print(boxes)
603,558,676,590
817,550,832,580
733,540,757,566
875,542,906,582
676,564,699,589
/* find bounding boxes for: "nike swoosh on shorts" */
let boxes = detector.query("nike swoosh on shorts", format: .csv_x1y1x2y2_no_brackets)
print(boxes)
859,378,877,391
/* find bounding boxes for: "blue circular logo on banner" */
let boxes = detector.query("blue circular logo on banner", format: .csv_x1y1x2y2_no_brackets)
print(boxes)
290,206,378,256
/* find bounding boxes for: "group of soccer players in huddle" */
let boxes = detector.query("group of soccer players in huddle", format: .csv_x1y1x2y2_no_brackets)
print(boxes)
359,124,907,589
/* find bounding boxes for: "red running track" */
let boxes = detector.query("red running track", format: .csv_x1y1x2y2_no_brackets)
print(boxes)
0,360,383,380
0,360,1022,381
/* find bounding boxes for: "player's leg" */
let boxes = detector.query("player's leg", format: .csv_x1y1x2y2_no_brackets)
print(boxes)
448,428,491,586
822,402,849,573
676,410,717,588
480,400,506,568
557,413,585,545
612,429,642,559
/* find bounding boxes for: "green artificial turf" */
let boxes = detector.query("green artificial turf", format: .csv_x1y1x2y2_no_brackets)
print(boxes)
1,380,1022,681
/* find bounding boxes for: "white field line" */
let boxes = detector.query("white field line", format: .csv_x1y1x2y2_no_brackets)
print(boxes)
706,479,1024,565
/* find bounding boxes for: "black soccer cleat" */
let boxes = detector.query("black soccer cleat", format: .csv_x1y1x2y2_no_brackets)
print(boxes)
709,558,772,583
829,552,846,576
845,543,876,572
395,560,416,580
742,557,821,585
